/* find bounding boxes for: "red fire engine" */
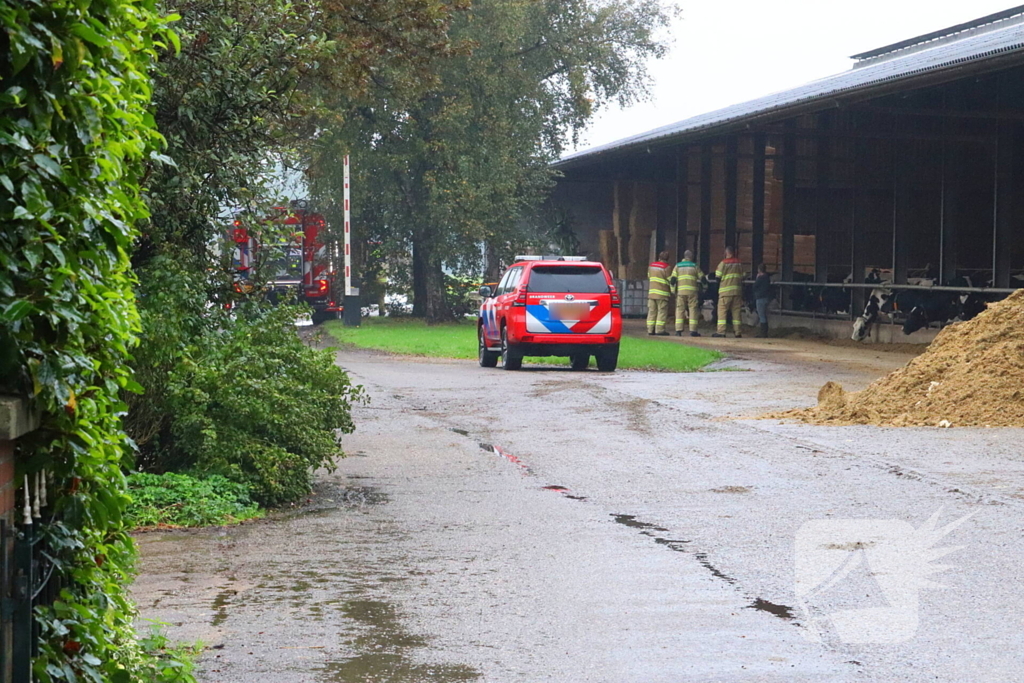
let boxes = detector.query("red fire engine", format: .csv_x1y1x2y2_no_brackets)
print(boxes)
230,201,342,323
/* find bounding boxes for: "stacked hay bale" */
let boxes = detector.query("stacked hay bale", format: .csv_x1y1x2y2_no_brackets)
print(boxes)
773,290,1024,427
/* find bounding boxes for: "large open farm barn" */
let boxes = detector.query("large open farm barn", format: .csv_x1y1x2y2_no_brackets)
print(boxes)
552,6,1024,339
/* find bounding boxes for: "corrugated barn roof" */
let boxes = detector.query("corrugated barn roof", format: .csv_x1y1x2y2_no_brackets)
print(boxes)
557,6,1024,167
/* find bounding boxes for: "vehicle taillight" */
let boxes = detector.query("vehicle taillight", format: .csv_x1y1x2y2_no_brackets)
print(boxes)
313,279,329,295
514,287,527,307
610,284,621,308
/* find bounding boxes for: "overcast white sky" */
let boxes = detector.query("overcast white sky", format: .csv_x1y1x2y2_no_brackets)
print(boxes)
576,0,1018,152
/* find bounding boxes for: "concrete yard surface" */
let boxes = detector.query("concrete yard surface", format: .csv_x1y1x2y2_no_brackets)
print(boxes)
134,338,1024,682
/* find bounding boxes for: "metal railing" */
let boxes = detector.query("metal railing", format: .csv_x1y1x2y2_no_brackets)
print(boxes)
767,280,1021,294
1,472,58,683
610,277,1021,320
766,280,1021,321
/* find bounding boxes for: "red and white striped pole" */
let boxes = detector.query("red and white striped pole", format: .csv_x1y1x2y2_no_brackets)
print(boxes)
343,154,352,297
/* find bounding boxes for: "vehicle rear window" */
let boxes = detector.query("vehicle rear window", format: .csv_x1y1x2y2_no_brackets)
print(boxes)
527,266,609,293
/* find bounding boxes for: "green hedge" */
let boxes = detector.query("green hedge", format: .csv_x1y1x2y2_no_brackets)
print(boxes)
0,0,188,680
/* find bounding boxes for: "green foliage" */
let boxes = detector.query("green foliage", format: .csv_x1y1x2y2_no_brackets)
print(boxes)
142,0,467,267
123,254,211,457
124,0,454,510
126,259,363,505
311,0,678,321
0,0,193,680
126,472,261,528
164,304,362,505
135,626,201,683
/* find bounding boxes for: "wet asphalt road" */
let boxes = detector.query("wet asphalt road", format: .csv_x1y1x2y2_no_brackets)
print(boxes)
134,340,1024,682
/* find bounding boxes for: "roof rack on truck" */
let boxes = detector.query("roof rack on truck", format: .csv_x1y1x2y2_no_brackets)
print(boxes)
513,255,588,262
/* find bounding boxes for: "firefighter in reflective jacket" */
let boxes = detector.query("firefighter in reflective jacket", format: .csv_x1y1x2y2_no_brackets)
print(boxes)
712,246,745,338
674,249,703,337
647,251,673,335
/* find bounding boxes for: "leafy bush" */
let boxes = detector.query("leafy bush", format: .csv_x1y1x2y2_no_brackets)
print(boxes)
126,261,363,506
165,303,363,505
126,473,261,527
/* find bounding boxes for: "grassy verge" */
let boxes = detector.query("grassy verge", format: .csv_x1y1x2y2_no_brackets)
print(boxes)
324,317,720,372
126,472,263,528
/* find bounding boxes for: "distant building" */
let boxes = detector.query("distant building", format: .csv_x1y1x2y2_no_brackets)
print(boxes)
551,6,1024,336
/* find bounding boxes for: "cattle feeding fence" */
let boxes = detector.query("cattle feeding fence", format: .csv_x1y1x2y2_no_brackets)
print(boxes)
757,280,1021,325
768,281,1020,294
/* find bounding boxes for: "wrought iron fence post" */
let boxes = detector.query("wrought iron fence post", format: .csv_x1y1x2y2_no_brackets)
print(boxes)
11,515,32,683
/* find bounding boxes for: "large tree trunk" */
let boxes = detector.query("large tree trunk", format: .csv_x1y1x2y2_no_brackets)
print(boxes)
483,240,502,283
412,235,453,323
412,237,427,317
424,251,453,324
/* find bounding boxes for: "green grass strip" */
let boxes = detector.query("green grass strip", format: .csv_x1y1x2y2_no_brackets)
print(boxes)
324,317,720,372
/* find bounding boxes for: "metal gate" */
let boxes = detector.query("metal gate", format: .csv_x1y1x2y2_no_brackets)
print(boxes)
1,474,58,683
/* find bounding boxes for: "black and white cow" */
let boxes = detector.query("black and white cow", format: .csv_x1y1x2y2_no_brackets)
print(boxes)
900,275,1002,334
900,291,962,335
851,288,895,341
852,274,997,340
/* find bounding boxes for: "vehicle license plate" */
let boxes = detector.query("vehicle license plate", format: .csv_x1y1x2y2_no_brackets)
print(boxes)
551,302,589,320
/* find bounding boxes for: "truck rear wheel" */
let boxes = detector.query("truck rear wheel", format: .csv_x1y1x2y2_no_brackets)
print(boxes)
501,326,522,371
311,310,336,325
596,345,619,372
570,353,589,371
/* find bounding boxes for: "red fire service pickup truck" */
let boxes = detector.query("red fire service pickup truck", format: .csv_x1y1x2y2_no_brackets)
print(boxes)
478,256,622,371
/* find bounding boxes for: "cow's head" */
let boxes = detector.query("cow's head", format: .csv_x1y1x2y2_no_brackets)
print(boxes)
959,293,986,321
852,315,870,341
902,306,927,335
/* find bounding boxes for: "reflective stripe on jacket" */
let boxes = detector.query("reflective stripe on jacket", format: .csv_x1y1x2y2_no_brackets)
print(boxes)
675,261,703,294
648,261,673,299
715,258,745,296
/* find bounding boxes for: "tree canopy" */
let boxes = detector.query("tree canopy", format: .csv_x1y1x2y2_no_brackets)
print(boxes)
142,0,468,267
310,0,678,321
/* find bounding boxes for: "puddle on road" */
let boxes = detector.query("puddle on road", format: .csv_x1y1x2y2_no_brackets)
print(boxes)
478,443,534,476
542,485,588,502
611,514,668,532
324,654,480,683
709,486,753,494
747,597,795,620
323,599,480,682
652,537,690,552
343,600,428,649
694,552,738,585
278,485,388,521
611,513,798,624
211,588,236,627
